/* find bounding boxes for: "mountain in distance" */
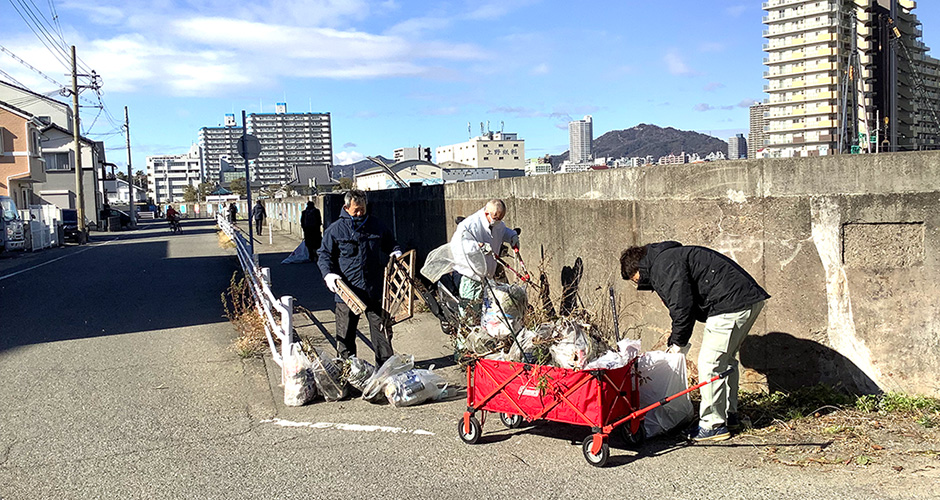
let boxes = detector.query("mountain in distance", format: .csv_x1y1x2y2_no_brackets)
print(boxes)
550,123,729,166
331,155,391,180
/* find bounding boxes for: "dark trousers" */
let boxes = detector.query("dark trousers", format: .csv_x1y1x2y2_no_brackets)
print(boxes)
334,302,393,366
303,233,321,261
254,218,263,235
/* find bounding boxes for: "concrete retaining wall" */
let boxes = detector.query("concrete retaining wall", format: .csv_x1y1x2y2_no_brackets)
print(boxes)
435,152,940,396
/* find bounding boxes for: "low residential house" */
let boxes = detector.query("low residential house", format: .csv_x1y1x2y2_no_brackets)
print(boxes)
103,178,147,205
36,123,103,226
0,100,47,207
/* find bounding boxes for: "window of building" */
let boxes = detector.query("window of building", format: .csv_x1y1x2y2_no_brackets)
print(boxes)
44,152,71,171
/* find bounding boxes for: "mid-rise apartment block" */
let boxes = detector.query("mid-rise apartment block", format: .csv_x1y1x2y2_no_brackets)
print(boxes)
569,115,594,163
436,131,525,169
146,144,203,204
762,0,940,157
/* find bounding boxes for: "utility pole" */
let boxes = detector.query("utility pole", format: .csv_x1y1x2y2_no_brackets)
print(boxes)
242,110,254,256
125,106,135,227
71,46,85,240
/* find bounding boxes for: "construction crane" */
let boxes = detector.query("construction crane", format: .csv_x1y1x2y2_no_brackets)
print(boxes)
888,16,940,149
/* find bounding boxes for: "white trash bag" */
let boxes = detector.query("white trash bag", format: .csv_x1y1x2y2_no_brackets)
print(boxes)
361,354,414,403
310,347,348,401
283,342,317,406
637,351,695,437
549,321,598,370
383,368,449,407
281,242,310,264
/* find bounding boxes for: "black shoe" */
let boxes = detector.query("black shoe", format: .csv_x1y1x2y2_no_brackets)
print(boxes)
689,425,731,443
727,413,750,431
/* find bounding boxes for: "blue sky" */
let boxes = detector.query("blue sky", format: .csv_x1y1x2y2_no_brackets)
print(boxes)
3,0,940,171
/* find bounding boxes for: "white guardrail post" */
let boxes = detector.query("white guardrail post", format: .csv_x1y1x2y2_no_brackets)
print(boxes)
217,214,294,368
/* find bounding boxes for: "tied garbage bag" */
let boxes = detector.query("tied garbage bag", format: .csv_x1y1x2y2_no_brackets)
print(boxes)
383,368,449,407
310,347,349,401
583,338,642,370
283,342,317,406
637,351,695,437
507,328,538,363
481,283,527,339
549,320,598,370
361,354,414,403
345,356,375,392
281,242,310,264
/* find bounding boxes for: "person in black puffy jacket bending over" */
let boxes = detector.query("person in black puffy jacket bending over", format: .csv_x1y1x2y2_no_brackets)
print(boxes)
620,241,770,443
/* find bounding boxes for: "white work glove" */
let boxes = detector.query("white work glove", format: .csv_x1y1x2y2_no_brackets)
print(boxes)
667,343,691,356
390,250,402,260
324,273,341,293
479,242,493,255
509,233,520,250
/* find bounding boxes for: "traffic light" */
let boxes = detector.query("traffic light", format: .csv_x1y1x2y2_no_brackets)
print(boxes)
423,147,432,162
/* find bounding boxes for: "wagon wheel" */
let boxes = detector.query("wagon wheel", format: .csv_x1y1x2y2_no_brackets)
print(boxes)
581,435,609,467
499,413,523,429
457,415,482,444
618,422,646,448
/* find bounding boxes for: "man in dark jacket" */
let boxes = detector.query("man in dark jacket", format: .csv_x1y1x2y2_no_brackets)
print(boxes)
252,201,266,236
300,201,322,261
317,190,401,366
621,241,770,442
228,203,237,224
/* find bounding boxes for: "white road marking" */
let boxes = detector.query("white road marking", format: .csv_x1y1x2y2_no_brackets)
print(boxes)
0,238,118,282
261,417,434,436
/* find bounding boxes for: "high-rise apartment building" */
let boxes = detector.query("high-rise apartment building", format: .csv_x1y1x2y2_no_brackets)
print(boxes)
146,144,203,204
569,115,594,163
198,118,242,184
728,133,748,159
762,0,940,157
749,103,767,159
246,103,333,185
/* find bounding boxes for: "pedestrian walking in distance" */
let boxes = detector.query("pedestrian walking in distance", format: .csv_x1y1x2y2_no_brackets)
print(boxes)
300,201,323,261
252,200,266,236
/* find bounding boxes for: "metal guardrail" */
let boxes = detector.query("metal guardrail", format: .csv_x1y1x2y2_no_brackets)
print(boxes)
217,214,294,370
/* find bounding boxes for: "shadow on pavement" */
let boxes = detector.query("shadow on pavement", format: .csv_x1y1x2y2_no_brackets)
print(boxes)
0,235,240,353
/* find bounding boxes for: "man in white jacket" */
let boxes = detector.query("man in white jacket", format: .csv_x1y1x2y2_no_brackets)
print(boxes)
449,199,519,320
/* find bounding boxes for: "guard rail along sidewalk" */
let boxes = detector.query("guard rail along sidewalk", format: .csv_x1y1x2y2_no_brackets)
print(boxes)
217,214,294,373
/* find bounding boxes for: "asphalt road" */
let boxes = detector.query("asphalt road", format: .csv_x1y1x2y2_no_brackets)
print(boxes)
0,219,933,499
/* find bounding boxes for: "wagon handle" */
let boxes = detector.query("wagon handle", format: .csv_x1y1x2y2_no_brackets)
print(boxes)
604,367,734,434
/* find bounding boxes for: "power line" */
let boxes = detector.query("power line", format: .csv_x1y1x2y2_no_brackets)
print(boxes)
7,0,72,71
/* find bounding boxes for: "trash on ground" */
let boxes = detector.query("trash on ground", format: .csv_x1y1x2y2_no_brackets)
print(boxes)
384,367,449,407
344,356,375,392
310,347,349,401
281,243,310,264
361,354,415,403
283,342,317,406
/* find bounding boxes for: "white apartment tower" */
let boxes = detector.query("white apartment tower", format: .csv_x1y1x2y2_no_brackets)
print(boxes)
569,115,594,163
147,144,203,204
246,103,333,185
762,0,940,157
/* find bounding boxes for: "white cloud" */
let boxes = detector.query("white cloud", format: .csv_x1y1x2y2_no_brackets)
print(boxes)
60,1,127,25
531,63,550,75
726,5,749,17
665,49,697,76
335,151,364,165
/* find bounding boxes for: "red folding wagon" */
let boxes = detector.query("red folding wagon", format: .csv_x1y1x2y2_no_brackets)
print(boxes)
457,357,647,467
